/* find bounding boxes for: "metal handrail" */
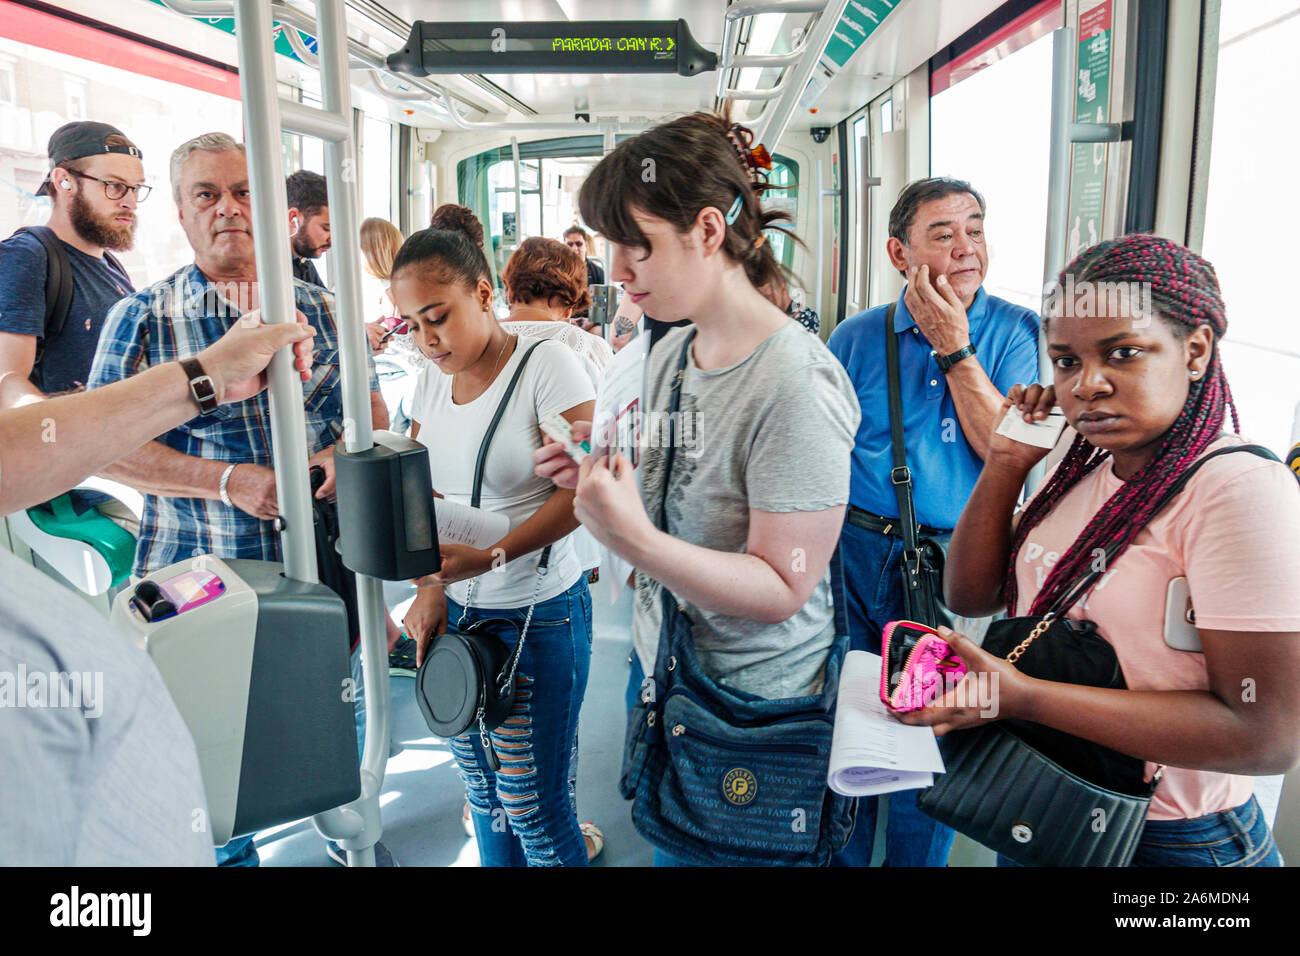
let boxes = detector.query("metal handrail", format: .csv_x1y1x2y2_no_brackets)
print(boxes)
716,0,827,101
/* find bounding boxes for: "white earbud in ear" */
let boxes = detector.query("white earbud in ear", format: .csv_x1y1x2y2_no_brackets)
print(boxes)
59,179,72,191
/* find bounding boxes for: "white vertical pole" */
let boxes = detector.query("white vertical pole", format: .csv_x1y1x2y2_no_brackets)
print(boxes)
315,0,387,868
231,0,317,584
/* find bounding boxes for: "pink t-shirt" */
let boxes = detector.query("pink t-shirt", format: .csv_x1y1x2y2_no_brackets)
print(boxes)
1013,435,1300,820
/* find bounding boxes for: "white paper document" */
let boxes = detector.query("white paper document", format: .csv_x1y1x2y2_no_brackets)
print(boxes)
827,651,947,797
592,331,649,603
994,405,1068,449
434,498,510,550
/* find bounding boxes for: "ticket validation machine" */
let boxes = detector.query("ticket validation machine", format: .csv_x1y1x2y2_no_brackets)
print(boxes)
111,558,360,846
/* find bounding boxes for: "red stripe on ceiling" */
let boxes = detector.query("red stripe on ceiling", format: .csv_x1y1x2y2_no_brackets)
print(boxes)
0,0,241,101
931,0,1064,96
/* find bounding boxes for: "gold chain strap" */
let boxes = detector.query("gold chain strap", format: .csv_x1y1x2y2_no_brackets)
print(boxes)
1005,613,1056,665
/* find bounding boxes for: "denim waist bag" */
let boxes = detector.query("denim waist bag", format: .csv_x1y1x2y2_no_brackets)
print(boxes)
618,328,855,866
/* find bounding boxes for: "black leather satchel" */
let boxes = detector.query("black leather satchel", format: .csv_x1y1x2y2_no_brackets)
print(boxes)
883,305,951,630
916,443,1281,866
414,340,550,772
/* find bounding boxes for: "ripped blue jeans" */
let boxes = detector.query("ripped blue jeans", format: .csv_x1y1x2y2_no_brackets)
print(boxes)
446,577,592,867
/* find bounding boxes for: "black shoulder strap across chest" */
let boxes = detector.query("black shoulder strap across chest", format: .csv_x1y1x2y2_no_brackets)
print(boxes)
883,303,923,551
471,339,543,508
657,328,697,533
12,226,73,363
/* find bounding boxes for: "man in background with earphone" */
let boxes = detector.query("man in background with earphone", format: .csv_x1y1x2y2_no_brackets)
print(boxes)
287,170,330,289
0,121,144,410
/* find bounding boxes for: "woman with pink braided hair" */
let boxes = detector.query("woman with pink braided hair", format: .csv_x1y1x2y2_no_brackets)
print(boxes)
898,234,1300,866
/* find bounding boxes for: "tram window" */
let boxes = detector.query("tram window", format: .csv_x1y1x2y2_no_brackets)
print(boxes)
880,98,893,134
362,112,395,223
0,56,14,105
1201,0,1300,456
930,31,1054,314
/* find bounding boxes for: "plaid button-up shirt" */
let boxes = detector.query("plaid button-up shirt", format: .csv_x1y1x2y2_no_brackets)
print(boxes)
87,263,378,575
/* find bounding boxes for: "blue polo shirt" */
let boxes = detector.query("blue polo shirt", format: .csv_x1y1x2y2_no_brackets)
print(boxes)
827,286,1040,530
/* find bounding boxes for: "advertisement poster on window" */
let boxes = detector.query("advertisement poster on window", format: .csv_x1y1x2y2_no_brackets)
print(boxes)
1066,0,1112,263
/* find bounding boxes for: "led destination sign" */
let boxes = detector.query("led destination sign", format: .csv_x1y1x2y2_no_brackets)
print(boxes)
387,20,718,76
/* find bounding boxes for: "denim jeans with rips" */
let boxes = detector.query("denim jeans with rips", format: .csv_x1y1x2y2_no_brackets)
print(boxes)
447,577,592,867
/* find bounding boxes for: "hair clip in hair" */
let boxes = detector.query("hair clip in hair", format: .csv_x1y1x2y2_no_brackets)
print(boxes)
724,193,743,225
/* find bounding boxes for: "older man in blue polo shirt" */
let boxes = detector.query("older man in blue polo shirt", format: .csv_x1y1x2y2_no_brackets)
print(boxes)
827,176,1040,867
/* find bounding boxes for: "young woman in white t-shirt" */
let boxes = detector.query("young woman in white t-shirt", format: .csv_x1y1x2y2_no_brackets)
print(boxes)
392,226,597,867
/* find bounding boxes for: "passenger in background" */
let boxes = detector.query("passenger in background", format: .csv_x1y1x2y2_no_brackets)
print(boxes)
563,224,605,290
501,236,613,390
759,272,820,335
356,215,418,676
826,176,1040,867
0,121,142,409
286,170,331,288
87,132,389,867
395,226,597,867
360,216,404,354
536,111,860,866
498,232,612,861
911,235,1300,866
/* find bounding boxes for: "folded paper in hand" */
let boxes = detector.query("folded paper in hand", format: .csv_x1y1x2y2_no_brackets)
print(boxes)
827,651,947,797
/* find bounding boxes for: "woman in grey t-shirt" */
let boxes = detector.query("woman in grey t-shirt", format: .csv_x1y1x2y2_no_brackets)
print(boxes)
535,111,860,865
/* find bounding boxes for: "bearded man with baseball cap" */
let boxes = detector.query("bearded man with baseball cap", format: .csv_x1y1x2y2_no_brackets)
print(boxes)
0,121,147,409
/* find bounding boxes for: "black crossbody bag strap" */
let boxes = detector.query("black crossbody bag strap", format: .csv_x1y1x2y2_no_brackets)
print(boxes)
460,339,551,616
657,329,697,532
647,329,698,685
883,305,929,619
1048,444,1281,617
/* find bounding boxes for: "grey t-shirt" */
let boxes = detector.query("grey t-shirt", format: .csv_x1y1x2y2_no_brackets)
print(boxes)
0,548,213,865
632,321,861,699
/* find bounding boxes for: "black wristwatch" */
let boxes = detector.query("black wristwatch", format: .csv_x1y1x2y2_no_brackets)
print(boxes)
180,357,218,414
933,343,977,374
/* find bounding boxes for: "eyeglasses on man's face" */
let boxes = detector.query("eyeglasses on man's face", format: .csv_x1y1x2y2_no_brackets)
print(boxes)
69,170,152,202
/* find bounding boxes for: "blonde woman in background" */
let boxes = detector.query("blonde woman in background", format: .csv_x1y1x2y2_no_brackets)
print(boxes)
361,217,404,354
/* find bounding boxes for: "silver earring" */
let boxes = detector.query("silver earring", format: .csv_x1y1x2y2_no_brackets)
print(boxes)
1189,370,1201,379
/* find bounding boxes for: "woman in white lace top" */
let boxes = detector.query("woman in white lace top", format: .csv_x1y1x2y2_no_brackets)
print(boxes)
500,237,614,390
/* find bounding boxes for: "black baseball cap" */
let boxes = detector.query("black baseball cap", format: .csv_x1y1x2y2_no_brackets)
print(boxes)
39,121,142,196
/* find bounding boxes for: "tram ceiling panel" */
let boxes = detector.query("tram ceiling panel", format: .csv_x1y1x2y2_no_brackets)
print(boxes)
798,0,1007,129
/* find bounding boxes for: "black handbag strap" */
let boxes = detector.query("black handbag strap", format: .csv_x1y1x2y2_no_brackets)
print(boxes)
457,337,550,624
471,338,542,509
647,329,697,688
656,328,697,533
1048,443,1281,616
883,304,922,556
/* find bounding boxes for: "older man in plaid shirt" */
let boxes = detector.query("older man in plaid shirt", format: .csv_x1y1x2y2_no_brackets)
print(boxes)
88,132,385,575
87,132,390,867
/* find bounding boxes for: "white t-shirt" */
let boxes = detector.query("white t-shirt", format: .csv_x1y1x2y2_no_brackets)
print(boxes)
501,319,612,571
410,336,595,607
